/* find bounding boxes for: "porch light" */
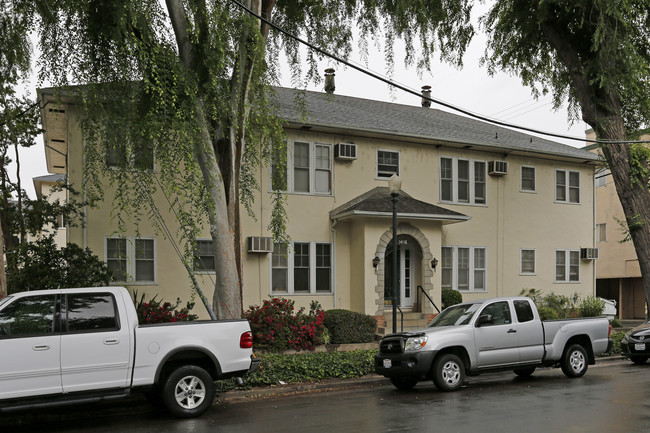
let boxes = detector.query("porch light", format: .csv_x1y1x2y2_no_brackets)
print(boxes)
388,174,402,194
372,256,380,268
431,258,439,270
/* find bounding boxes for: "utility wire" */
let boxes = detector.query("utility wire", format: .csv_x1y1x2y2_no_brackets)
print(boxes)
230,0,650,145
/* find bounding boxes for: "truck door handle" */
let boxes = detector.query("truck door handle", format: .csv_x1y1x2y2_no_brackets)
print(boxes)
507,329,517,334
103,338,120,345
33,345,51,351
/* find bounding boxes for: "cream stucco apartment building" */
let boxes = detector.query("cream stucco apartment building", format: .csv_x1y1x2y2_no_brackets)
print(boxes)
38,85,600,327
589,131,649,320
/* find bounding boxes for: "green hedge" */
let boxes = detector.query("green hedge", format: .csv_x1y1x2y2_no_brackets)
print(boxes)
323,309,377,344
215,349,377,391
441,288,463,310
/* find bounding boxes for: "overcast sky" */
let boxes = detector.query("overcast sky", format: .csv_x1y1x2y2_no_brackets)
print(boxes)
14,8,588,199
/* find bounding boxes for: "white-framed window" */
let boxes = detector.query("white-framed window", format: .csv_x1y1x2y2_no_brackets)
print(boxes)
441,245,487,292
271,242,332,294
521,166,536,192
520,249,536,275
556,169,580,203
106,139,154,170
597,223,607,242
439,157,487,205
376,150,400,178
555,249,580,282
194,239,216,272
105,236,156,284
271,140,332,195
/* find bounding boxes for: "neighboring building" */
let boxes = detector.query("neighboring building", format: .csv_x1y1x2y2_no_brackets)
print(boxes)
588,130,649,319
37,85,599,329
31,174,67,248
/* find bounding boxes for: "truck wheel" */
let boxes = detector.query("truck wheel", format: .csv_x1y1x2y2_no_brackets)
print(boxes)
432,353,465,392
631,356,648,365
561,344,588,378
162,365,216,418
390,377,418,390
513,367,536,377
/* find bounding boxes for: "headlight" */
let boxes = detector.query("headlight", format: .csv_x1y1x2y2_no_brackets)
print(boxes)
624,331,632,340
405,335,428,351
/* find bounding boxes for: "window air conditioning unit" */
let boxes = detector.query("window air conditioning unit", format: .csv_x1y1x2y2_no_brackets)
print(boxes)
488,160,508,176
580,247,599,260
334,143,357,160
247,236,273,253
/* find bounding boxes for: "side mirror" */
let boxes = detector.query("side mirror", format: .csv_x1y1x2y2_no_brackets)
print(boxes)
476,314,493,327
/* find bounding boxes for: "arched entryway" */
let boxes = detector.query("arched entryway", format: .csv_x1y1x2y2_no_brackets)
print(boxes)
384,234,422,309
374,222,435,316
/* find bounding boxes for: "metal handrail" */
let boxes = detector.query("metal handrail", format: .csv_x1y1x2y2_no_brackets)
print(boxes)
417,285,441,314
397,305,404,332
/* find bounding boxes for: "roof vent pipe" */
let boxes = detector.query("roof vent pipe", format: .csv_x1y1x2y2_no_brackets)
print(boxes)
324,68,336,94
421,85,432,108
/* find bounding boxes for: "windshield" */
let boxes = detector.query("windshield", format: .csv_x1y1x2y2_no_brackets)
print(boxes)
427,303,481,327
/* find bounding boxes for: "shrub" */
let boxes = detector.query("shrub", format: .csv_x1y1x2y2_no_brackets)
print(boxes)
215,349,377,391
133,291,198,324
323,309,377,344
601,331,625,356
441,288,463,310
579,296,605,317
245,298,325,352
537,307,559,321
610,318,623,328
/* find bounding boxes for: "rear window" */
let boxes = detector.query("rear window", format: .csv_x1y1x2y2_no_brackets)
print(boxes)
66,293,119,332
514,300,535,323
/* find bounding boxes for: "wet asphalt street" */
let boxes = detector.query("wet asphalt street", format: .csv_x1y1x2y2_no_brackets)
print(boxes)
3,359,649,433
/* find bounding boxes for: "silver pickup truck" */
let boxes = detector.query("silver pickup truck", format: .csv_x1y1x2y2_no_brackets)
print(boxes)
376,297,612,391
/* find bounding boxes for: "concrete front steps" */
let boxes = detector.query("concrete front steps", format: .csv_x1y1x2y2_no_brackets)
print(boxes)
379,311,430,335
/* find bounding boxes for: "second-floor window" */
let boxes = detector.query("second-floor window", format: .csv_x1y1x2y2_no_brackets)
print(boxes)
376,150,400,178
556,169,580,203
106,139,154,170
521,166,536,192
440,157,486,205
520,249,536,274
106,236,156,284
272,140,332,194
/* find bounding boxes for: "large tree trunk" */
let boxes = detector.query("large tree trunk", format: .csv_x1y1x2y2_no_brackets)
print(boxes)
166,0,242,319
543,21,650,308
0,212,6,299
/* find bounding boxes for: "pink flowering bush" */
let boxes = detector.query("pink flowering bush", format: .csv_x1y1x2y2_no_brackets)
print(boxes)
245,298,326,352
133,291,198,324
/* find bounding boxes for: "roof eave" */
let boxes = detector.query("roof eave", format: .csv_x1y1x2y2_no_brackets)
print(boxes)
331,210,471,225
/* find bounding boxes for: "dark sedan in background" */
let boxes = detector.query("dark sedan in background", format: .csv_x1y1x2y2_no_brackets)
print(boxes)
621,320,650,364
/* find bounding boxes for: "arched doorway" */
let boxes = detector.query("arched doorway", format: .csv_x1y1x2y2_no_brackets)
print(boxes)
384,234,423,309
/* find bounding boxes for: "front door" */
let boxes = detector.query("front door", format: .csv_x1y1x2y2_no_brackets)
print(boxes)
384,237,418,309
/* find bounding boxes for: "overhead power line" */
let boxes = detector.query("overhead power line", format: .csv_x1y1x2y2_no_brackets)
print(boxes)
230,0,650,146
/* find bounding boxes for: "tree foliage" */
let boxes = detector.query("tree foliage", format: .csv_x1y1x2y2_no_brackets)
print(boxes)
27,0,473,318
7,235,111,294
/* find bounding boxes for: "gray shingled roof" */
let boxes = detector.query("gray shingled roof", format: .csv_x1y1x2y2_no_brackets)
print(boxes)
33,174,66,182
330,187,469,223
274,87,597,162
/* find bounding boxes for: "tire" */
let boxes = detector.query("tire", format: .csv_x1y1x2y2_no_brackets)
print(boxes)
162,365,216,418
390,377,418,391
561,344,588,378
513,367,536,378
631,356,648,365
432,353,465,392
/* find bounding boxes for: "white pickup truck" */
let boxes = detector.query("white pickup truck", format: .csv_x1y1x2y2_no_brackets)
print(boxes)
0,287,258,418
376,297,612,391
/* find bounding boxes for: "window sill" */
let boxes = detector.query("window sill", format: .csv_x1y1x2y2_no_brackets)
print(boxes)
553,281,581,284
554,200,581,205
520,273,537,276
438,201,488,207
519,189,537,194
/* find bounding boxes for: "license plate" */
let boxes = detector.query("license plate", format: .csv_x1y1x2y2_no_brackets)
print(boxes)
635,343,645,351
383,359,392,368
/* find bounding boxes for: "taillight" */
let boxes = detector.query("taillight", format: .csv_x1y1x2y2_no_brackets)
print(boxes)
608,324,612,338
240,331,253,349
